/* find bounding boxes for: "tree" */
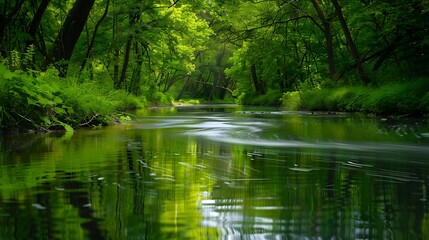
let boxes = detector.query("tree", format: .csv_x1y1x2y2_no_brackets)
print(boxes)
0,0,26,51
80,0,110,73
45,0,96,76
311,0,336,80
331,0,369,84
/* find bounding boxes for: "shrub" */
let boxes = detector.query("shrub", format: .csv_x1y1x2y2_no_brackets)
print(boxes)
281,91,301,110
0,64,71,130
0,63,145,131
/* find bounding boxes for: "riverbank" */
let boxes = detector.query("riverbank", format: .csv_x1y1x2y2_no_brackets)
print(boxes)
0,65,146,131
2,62,427,132
281,80,429,116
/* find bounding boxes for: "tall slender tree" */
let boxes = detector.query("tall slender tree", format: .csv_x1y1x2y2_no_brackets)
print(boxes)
80,0,110,73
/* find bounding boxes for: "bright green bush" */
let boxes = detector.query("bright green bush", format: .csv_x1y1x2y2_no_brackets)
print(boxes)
281,91,301,110
147,92,173,106
0,63,147,131
0,64,72,130
114,91,147,110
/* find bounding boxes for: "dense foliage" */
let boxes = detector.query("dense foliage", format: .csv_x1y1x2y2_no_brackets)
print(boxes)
1,0,428,129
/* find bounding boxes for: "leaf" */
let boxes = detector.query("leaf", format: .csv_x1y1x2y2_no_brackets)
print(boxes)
53,107,66,115
119,115,132,121
37,96,53,106
55,119,74,132
66,107,75,115
0,64,6,76
42,116,52,125
3,71,16,80
22,86,37,97
62,123,74,132
53,96,63,104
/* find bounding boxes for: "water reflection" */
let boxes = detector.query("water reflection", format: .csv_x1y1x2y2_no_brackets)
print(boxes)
1,107,429,239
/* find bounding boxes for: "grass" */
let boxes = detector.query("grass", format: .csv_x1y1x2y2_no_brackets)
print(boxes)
238,90,283,106
281,78,429,115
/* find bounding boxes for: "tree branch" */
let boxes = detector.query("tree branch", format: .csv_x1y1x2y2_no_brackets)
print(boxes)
168,0,180,8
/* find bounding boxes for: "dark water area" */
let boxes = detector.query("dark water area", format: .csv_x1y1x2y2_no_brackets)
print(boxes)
1,105,429,239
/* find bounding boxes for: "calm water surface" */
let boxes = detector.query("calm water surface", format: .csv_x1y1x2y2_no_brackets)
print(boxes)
1,105,429,239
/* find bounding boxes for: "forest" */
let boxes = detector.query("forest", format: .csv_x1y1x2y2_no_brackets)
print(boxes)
0,0,428,131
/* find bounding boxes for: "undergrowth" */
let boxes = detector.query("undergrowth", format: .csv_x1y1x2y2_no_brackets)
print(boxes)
281,78,429,115
238,90,282,106
0,64,145,131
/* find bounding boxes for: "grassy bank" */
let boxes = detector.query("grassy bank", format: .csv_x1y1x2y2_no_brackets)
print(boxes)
281,79,429,115
0,64,148,131
237,90,283,106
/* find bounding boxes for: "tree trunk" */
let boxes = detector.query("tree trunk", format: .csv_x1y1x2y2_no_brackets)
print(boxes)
115,12,140,89
251,64,266,95
311,0,336,80
112,10,119,83
218,71,227,100
129,42,146,94
116,36,133,89
80,0,110,73
0,0,25,50
175,76,190,101
45,0,95,76
209,70,219,101
331,0,369,84
27,0,50,40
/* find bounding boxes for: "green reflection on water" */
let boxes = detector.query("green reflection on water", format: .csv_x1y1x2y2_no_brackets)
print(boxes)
1,108,429,239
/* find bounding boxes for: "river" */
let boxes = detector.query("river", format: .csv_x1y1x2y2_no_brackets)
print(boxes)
1,105,429,239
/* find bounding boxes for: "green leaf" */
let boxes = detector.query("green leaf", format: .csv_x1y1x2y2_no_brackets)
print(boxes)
42,116,52,125
66,107,75,115
119,115,132,121
37,96,53,106
53,96,63,104
3,71,16,80
27,97,38,106
22,86,37,97
0,64,6,76
55,119,74,132
53,107,66,115
62,123,74,132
